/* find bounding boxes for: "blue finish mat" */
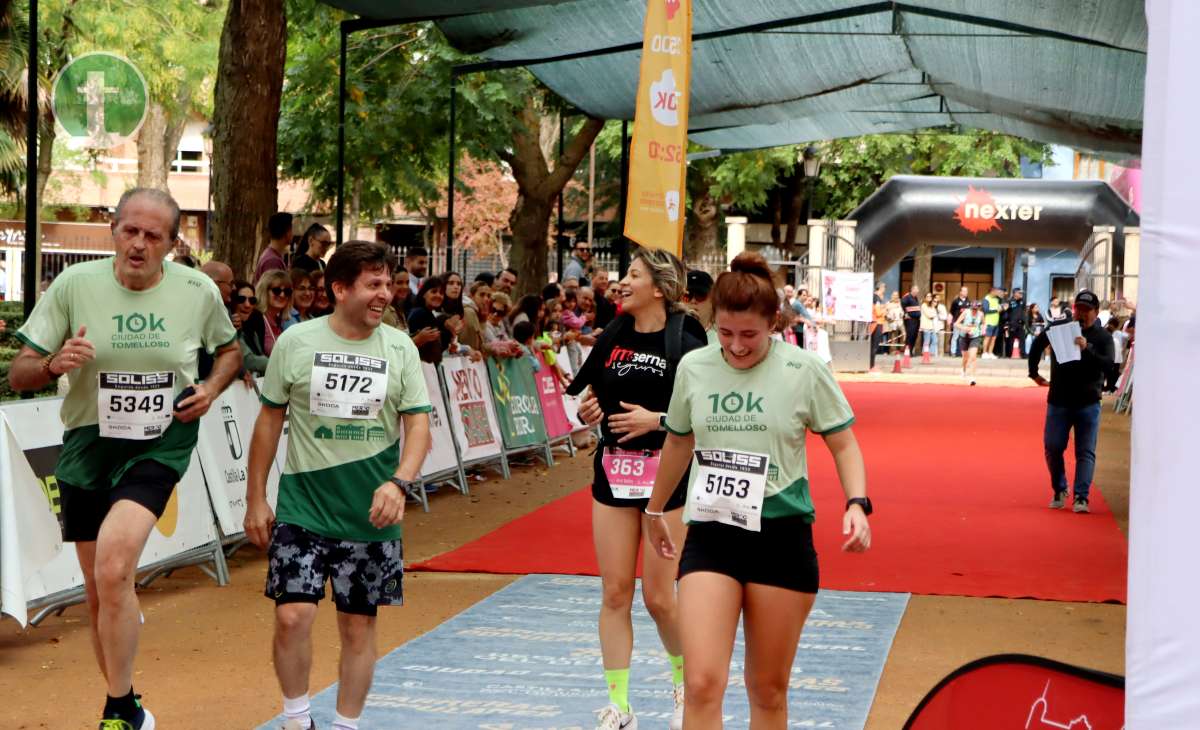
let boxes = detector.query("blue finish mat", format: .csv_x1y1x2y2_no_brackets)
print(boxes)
259,575,908,729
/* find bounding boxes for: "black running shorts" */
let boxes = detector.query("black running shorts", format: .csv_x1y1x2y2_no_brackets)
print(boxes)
265,522,404,616
678,515,819,594
58,459,179,543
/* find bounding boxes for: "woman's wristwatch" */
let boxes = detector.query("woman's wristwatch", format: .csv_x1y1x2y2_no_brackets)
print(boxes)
845,497,873,516
658,413,668,432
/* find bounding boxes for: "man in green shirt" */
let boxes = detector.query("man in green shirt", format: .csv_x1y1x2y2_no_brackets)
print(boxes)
244,241,431,730
10,188,242,730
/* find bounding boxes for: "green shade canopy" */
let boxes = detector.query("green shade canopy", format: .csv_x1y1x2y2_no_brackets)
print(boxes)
323,0,1145,154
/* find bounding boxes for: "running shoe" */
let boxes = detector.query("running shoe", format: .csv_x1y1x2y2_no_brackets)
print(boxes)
1049,492,1066,509
670,684,685,730
99,708,154,730
1073,498,1090,514
595,703,637,730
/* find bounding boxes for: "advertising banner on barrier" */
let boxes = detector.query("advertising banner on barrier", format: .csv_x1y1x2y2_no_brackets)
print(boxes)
398,363,459,478
0,413,63,626
195,383,280,537
442,357,505,464
534,354,573,439
0,397,220,610
487,356,549,450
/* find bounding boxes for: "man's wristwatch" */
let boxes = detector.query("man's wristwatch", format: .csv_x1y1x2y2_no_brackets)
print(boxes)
846,497,873,516
389,477,419,497
41,353,61,379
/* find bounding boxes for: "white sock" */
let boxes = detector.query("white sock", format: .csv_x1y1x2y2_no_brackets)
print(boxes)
332,711,360,730
282,694,311,725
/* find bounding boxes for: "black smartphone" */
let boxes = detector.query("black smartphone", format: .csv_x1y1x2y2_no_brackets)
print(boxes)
173,385,196,412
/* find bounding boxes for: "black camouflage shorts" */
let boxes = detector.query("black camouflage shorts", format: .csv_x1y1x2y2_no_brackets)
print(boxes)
265,522,404,616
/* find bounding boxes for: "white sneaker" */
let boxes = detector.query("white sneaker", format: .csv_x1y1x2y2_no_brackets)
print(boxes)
281,719,313,730
670,684,685,730
595,703,637,730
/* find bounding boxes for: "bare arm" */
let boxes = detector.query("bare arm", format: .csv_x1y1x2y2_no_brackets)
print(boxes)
175,343,244,423
367,411,431,529
824,428,871,552
643,431,696,559
244,404,286,549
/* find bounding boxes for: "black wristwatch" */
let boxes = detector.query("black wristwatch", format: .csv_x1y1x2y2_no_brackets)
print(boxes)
658,413,668,432
846,497,873,516
390,476,419,497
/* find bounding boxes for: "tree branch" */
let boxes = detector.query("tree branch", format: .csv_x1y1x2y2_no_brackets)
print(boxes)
541,116,604,198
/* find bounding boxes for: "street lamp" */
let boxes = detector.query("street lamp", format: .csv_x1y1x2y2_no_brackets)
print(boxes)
801,145,821,178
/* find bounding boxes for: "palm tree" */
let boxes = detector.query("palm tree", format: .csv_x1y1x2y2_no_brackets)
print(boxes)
0,0,30,197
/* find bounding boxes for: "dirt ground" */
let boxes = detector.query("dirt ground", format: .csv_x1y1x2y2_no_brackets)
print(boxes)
0,391,1131,729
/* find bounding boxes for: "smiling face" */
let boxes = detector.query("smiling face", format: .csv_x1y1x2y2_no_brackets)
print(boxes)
313,274,329,310
391,270,411,302
333,265,393,330
293,277,315,311
616,258,662,315
266,280,292,315
111,194,174,290
235,286,256,318
423,285,444,310
715,309,773,370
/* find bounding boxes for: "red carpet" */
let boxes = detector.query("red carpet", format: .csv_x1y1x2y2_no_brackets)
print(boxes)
413,383,1128,603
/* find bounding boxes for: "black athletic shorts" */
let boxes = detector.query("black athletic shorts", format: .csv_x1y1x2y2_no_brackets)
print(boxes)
678,515,819,594
58,460,179,543
265,522,404,616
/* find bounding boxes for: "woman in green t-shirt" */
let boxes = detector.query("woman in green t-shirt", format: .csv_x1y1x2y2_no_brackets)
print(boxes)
643,252,873,729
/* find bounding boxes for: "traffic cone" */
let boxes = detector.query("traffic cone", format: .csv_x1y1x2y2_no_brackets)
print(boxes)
892,356,903,374
921,349,932,364
902,348,912,369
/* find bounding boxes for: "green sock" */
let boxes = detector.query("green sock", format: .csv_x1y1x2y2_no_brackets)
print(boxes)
669,654,685,687
604,668,631,713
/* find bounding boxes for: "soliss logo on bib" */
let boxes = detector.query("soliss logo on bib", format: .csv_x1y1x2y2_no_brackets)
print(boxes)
309,352,388,419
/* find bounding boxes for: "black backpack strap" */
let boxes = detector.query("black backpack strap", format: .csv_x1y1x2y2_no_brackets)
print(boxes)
665,311,685,371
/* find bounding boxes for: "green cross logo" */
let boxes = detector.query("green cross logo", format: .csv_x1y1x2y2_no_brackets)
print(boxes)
51,52,148,149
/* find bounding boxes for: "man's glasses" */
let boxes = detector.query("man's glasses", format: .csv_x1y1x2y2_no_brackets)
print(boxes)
269,287,293,297
233,295,258,305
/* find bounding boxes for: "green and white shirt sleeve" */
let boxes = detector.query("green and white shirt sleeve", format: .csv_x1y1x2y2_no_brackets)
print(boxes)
14,276,71,355
803,361,855,435
664,357,695,436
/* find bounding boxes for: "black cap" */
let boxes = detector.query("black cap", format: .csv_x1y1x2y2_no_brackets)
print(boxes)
686,270,714,298
1074,290,1101,309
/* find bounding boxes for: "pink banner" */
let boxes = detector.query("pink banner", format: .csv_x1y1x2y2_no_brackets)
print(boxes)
535,353,573,439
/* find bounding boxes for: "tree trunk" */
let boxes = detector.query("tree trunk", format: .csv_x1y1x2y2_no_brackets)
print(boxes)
344,175,361,242
769,188,782,246
912,243,934,296
783,163,805,251
684,189,720,262
210,0,286,279
1002,248,1018,293
501,98,603,298
136,96,190,191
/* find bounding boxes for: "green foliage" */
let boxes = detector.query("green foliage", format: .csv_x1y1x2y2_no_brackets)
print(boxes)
812,131,1053,219
692,145,797,213
65,0,223,118
279,6,532,221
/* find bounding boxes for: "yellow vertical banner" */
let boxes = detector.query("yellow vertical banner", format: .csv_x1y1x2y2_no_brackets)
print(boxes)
624,0,692,255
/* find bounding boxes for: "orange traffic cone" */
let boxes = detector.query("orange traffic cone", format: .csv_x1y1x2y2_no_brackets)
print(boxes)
921,350,932,364
892,356,903,374
902,348,912,368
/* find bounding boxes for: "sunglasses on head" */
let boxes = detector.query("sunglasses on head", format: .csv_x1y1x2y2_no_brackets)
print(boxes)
233,295,258,305
270,287,293,297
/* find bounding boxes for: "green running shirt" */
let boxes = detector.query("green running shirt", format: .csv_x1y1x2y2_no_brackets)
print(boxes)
16,259,237,488
664,341,855,523
260,318,431,542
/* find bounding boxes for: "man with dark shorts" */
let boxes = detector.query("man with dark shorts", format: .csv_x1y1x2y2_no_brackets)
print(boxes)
244,242,432,730
9,188,242,729
901,285,922,355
